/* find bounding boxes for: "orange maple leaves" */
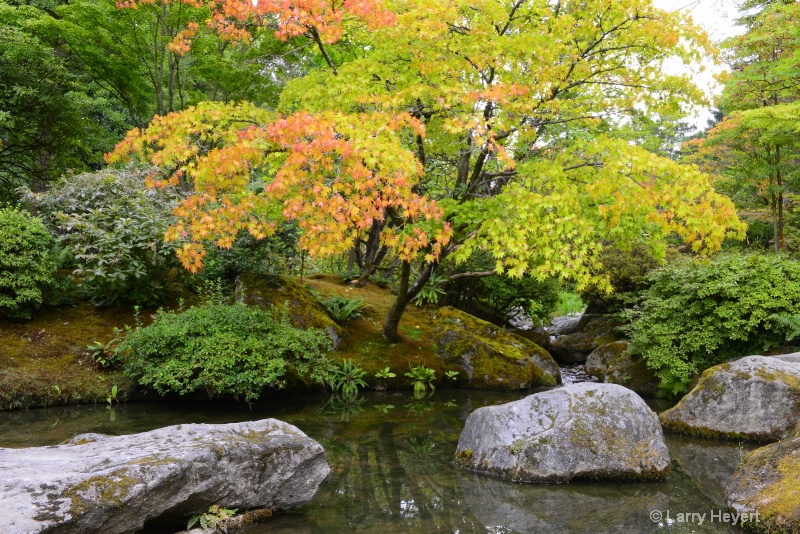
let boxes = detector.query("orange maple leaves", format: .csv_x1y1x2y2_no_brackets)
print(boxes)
108,103,451,273
118,0,395,53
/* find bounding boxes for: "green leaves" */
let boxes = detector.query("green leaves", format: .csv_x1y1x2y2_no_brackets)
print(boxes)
119,302,333,401
624,253,800,397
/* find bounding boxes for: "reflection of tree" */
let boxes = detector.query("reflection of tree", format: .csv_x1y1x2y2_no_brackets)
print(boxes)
306,402,486,532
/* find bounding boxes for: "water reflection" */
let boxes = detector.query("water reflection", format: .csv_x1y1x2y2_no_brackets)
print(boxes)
0,391,747,533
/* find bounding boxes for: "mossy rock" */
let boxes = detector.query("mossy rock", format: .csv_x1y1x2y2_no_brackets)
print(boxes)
660,356,800,442
235,274,341,348
455,383,671,483
549,318,623,365
585,341,658,397
432,307,560,391
728,436,800,533
513,328,551,351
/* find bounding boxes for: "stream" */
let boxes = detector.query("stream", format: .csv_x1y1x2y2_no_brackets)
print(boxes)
0,391,754,533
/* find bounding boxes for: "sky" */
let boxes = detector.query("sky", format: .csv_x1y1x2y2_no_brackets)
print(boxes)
651,0,745,128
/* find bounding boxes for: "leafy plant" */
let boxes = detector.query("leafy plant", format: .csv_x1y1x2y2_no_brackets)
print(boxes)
20,167,183,306
405,365,436,397
321,295,365,323
106,384,118,406
118,303,334,401
86,328,124,368
327,359,368,398
0,208,58,320
444,370,459,381
375,367,396,380
412,273,447,306
624,253,800,397
770,313,800,342
187,505,237,530
375,403,395,413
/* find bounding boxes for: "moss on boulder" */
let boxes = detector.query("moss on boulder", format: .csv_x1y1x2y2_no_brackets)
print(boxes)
549,316,623,365
585,341,658,397
728,436,800,533
660,356,800,442
432,307,560,391
235,274,341,348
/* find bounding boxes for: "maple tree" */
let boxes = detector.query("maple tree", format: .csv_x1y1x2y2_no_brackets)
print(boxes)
689,1,800,252
109,0,746,341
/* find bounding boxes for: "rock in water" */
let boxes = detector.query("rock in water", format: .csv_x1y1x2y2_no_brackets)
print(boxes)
660,356,800,442
433,307,560,390
585,341,658,397
1,419,330,534
727,436,800,534
454,383,670,483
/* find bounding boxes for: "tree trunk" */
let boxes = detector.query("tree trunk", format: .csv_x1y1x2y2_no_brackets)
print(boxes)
382,262,434,341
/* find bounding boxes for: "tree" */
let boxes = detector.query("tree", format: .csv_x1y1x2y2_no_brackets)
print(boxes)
0,4,92,199
689,1,800,251
109,0,745,341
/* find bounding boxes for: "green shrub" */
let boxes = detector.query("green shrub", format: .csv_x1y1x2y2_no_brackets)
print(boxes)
21,167,182,306
199,225,301,281
0,208,58,319
580,244,662,313
118,302,334,401
623,253,800,397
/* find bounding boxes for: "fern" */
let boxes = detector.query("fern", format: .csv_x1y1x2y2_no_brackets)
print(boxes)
770,313,800,342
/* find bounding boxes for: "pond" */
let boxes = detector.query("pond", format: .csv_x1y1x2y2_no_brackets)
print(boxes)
0,391,754,533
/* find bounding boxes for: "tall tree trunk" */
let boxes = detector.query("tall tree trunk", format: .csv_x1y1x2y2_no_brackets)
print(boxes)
382,262,434,341
772,192,779,253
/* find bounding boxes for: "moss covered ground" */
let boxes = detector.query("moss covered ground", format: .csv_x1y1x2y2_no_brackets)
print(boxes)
0,275,465,410
0,303,142,410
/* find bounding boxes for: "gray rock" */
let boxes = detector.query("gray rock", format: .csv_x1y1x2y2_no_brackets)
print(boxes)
454,383,670,483
585,341,658,396
433,307,561,391
545,314,583,335
660,356,800,442
668,436,756,507
549,328,622,365
727,436,800,533
0,419,330,534
513,328,551,351
773,351,800,365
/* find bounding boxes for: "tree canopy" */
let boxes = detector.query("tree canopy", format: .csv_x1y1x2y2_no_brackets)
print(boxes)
108,0,745,340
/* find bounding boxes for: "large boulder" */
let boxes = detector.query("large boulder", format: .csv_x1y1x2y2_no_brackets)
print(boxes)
0,419,330,534
454,383,670,483
235,274,341,349
727,436,800,534
432,307,561,391
545,314,583,335
585,341,658,397
548,316,622,365
660,356,800,442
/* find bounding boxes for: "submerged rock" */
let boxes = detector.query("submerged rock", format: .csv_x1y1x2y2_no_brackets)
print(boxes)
0,419,330,534
660,356,800,442
728,436,800,534
432,307,561,391
454,383,670,483
235,274,341,349
585,341,658,397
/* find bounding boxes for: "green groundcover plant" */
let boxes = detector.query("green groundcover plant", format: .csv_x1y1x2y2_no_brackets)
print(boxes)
624,253,800,397
0,207,58,319
118,302,334,401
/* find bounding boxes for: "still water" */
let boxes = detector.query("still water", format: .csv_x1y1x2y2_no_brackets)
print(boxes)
0,391,753,533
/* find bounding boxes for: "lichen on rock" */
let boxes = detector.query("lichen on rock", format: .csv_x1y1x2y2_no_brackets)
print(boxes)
454,383,670,483
585,341,658,397
728,436,800,534
659,356,800,442
432,307,560,391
